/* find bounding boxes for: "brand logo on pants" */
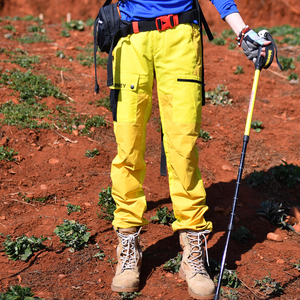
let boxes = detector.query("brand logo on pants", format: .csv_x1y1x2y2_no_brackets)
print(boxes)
114,83,126,88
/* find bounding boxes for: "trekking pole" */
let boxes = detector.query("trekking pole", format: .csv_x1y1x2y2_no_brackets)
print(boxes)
213,30,282,300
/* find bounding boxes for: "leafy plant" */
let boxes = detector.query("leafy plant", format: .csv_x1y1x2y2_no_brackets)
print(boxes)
98,186,116,221
278,56,295,71
2,235,47,261
66,203,81,215
254,275,284,296
215,269,241,289
96,96,111,111
220,288,240,299
3,49,40,69
17,33,52,44
55,50,65,59
198,129,212,142
0,146,18,161
84,148,100,158
234,65,244,74
288,72,298,81
76,52,107,68
272,161,300,187
228,43,236,50
211,37,226,46
60,29,71,37
118,292,142,299
27,24,44,33
3,24,16,32
205,85,231,106
63,20,85,31
0,285,44,300
293,259,300,270
251,120,263,132
151,206,176,226
246,170,266,187
256,200,294,231
163,253,182,273
93,249,105,260
232,226,254,243
54,219,90,252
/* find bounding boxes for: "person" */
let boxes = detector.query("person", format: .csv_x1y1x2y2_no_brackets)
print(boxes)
107,1,270,299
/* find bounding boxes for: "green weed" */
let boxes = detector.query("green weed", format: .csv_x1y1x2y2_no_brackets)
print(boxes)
288,72,298,81
66,203,82,215
272,161,300,187
215,269,241,289
76,52,107,68
278,56,295,71
198,129,212,142
2,49,40,69
54,219,90,252
228,43,236,50
163,253,182,273
232,226,254,243
205,85,231,106
21,194,51,203
256,200,294,231
251,120,263,132
220,288,240,299
17,33,52,44
246,170,266,187
221,29,235,39
93,249,105,260
60,29,71,37
151,206,176,226
0,69,67,104
211,37,226,46
118,292,142,299
84,148,100,158
98,186,116,221
3,24,16,32
293,259,300,270
55,50,65,59
0,285,44,300
254,275,284,296
63,20,85,31
234,65,244,74
96,96,111,111
0,146,18,161
27,23,45,33
85,18,95,27
0,101,51,129
1,235,47,261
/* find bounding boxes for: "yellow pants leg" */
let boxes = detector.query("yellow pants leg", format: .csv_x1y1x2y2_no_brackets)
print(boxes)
153,24,212,232
110,31,154,229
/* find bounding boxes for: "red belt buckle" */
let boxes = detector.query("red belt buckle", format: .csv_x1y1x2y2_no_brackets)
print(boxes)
155,14,179,31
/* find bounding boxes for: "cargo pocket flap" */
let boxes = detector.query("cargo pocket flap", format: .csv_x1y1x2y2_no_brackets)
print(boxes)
111,72,139,92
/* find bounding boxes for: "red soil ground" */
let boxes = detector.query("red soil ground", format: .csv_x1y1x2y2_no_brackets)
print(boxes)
0,1,299,299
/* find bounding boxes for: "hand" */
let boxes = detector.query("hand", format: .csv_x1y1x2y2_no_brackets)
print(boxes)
241,29,271,62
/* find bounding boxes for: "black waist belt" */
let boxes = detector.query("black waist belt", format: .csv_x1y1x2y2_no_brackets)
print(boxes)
107,8,213,87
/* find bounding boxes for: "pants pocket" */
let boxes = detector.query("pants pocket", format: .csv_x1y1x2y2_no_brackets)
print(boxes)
173,75,203,124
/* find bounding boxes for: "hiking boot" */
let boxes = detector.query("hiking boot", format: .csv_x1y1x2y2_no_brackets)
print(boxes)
111,227,142,292
179,230,216,300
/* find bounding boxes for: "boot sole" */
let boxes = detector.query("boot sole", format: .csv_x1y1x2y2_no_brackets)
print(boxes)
111,283,139,293
179,268,215,300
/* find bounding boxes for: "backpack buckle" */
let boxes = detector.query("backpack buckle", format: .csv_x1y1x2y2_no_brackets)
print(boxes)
155,14,179,31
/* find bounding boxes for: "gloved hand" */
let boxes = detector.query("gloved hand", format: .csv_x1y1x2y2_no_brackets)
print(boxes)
237,27,271,62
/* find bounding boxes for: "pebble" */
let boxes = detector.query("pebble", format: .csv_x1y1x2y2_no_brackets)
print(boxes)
290,207,300,223
266,232,283,242
49,158,59,164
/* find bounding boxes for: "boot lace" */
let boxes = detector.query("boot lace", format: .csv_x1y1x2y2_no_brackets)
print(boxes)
118,229,140,272
186,230,210,277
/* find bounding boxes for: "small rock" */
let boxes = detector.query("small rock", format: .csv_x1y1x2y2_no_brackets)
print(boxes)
221,165,232,171
276,259,285,264
267,232,283,242
78,124,86,130
40,184,47,190
165,273,174,278
84,202,91,207
73,130,79,136
49,158,59,164
4,33,13,39
0,136,8,146
66,173,72,177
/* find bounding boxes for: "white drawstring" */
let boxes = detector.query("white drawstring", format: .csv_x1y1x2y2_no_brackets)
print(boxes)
186,230,210,276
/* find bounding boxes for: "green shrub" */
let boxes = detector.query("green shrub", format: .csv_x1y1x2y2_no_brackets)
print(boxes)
198,129,212,142
66,203,81,214
278,56,295,71
54,220,90,252
84,148,100,158
205,85,231,106
2,235,47,261
151,206,176,225
251,120,263,132
254,275,284,296
98,186,116,221
0,285,44,300
163,253,182,273
272,161,300,187
232,226,254,243
0,146,18,161
288,72,298,81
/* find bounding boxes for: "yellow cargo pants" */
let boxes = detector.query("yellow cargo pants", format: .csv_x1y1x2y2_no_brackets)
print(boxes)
110,23,212,233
